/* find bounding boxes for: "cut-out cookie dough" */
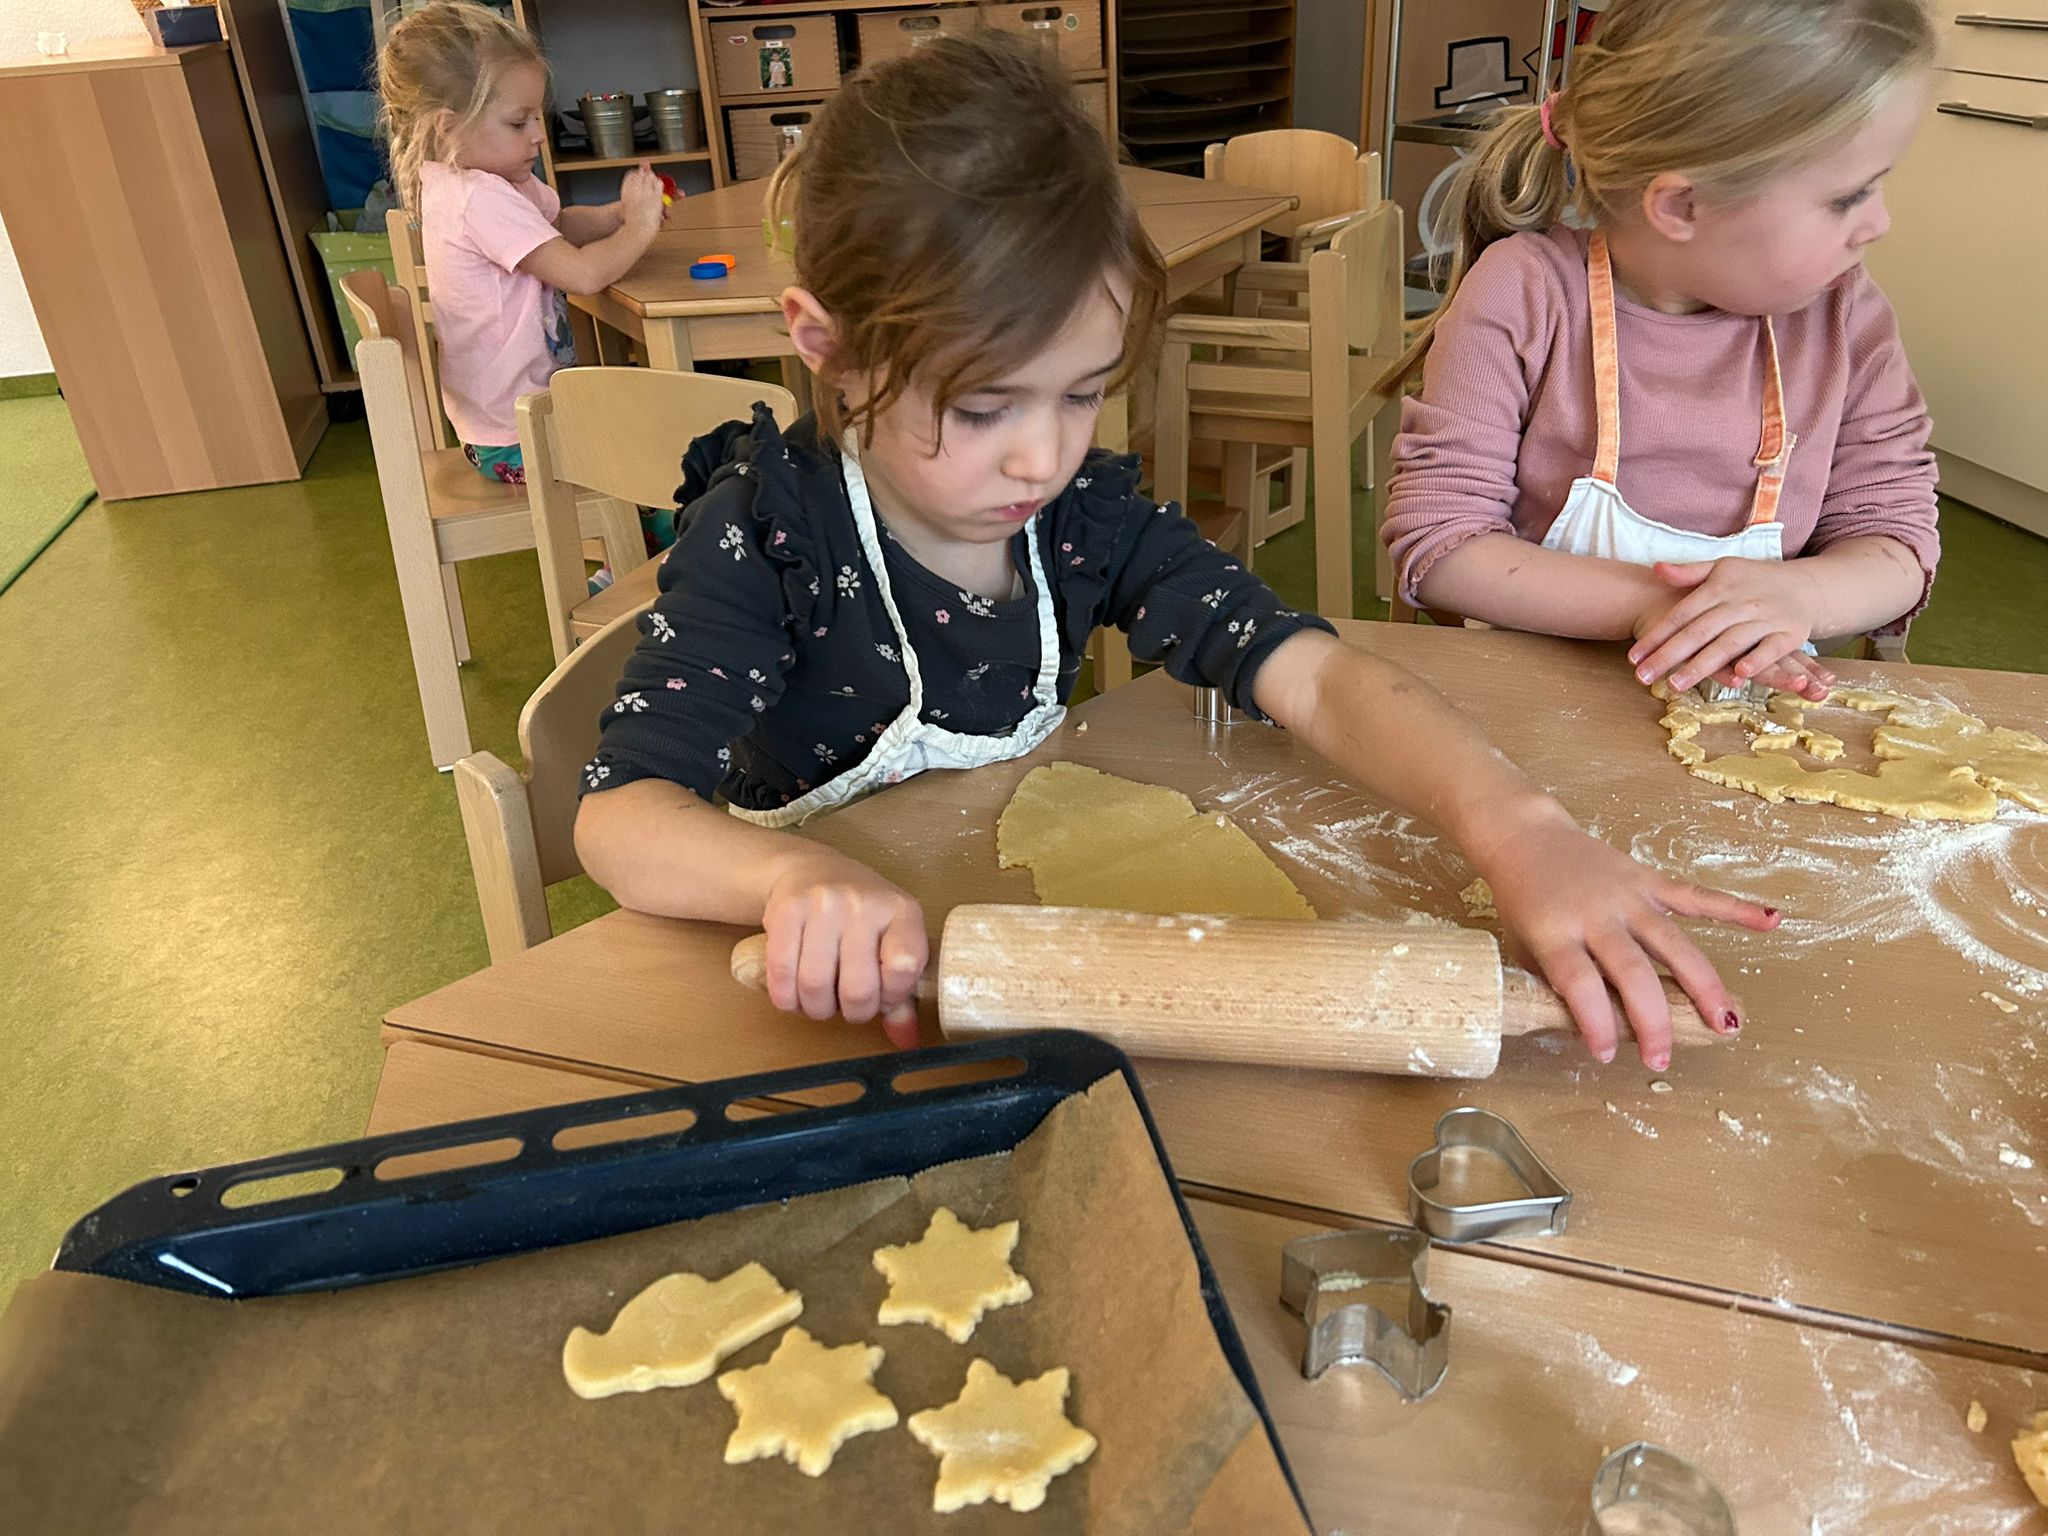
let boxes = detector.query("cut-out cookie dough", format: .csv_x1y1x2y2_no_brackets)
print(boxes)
997,761,1315,919
1655,684,2048,822
872,1207,1032,1343
907,1359,1098,1513
715,1326,899,1476
562,1261,801,1400
2016,1410,2048,1507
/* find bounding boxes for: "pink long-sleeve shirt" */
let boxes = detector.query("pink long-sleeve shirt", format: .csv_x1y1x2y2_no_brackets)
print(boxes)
1382,226,1940,613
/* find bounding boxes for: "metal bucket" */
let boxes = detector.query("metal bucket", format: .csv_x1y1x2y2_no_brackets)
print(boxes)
645,88,704,153
577,92,636,160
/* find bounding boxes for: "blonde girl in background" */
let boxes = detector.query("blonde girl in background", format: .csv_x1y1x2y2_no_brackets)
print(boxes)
573,32,1782,1073
378,0,667,485
1383,0,1941,700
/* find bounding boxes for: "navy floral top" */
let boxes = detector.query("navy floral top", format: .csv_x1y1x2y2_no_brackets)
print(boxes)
584,407,1334,813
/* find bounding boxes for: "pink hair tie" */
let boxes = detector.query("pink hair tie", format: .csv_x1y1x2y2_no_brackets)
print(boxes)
1539,93,1565,150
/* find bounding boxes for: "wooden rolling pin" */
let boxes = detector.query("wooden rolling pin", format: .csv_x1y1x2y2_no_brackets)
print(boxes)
728,905,1730,1080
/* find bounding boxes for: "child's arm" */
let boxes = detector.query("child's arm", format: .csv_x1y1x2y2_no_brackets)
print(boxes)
1250,629,1778,1070
557,202,625,244
576,781,928,1046
518,164,664,295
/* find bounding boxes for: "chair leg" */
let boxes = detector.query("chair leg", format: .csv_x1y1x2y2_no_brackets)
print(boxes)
391,541,470,770
441,563,471,664
1369,396,1400,608
1091,629,1134,691
1311,415,1356,620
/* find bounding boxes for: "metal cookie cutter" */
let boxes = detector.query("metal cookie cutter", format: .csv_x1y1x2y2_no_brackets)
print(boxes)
1278,1226,1450,1400
1408,1106,1573,1243
1191,685,1238,726
1585,1442,1736,1536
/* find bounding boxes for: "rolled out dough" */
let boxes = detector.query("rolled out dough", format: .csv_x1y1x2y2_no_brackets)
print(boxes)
715,1326,899,1477
997,762,1315,919
1655,685,2048,822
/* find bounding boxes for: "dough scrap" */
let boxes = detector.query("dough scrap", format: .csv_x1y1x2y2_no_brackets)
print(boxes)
872,1207,1032,1343
562,1262,801,1400
715,1326,899,1476
1458,877,1497,920
997,761,1315,919
907,1358,1098,1513
1654,684,2048,822
2016,1410,2048,1508
1967,1399,1989,1433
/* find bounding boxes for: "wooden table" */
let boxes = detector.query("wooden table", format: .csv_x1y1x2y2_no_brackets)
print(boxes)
386,623,2048,1368
366,1039,2048,1531
573,165,1296,371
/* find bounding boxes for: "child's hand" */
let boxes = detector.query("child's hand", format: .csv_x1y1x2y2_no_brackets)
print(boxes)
619,163,665,233
1628,558,1817,695
1468,801,1779,1070
759,854,928,1048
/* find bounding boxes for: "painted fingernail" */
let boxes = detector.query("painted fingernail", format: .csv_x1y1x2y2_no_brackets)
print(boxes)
1763,906,1780,920
1722,1010,1741,1032
1649,1053,1671,1071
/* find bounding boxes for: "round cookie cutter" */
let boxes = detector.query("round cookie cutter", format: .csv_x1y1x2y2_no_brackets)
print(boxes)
1585,1442,1736,1536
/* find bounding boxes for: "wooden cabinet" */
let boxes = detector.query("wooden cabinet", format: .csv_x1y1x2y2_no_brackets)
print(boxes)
1116,0,1298,173
0,40,325,499
1864,65,2048,535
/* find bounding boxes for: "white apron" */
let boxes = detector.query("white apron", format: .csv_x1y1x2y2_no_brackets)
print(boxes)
728,450,1067,829
1540,232,1796,567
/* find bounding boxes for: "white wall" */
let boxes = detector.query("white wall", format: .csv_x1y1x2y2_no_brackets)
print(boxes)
0,0,150,378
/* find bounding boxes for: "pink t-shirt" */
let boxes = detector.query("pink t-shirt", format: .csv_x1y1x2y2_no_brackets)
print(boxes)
1382,226,1940,612
419,161,576,447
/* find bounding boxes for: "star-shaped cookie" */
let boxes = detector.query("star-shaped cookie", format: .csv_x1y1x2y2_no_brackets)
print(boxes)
562,1261,801,1399
907,1358,1098,1513
871,1207,1032,1343
715,1326,899,1477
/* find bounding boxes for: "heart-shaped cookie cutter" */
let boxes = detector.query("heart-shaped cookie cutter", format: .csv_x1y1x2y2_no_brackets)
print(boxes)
1278,1226,1450,1400
1408,1106,1572,1243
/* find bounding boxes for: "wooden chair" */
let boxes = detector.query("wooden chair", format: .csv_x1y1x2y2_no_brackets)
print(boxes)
1154,201,1407,619
383,210,450,451
520,367,799,665
1196,134,1385,550
454,606,652,961
341,269,648,769
1203,128,1380,258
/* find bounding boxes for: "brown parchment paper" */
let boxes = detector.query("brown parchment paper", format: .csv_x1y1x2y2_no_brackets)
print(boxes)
0,1073,1307,1534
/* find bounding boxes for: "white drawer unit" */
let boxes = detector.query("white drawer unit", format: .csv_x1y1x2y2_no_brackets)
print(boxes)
1865,69,2048,511
1932,3,2048,83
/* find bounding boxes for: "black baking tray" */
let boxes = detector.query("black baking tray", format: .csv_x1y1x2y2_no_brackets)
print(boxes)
53,1029,1308,1522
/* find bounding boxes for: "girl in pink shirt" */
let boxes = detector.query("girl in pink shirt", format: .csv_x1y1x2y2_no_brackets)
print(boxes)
1383,0,1940,700
378,2,667,484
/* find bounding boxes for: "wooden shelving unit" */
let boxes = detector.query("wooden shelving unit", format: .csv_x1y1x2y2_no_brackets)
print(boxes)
1115,0,1295,172
688,0,1119,185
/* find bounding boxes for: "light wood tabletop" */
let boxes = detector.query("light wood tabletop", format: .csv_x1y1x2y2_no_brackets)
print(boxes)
366,1038,2048,1532
573,165,1296,369
384,623,2048,1367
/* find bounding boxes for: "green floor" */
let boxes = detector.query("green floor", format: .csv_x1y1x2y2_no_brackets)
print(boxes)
1,398,2043,1300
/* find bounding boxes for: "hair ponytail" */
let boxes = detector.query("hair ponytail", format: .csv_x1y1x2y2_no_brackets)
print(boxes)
1436,102,1575,299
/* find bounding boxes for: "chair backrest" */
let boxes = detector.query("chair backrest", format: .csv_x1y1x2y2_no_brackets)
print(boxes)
521,604,656,887
1206,129,1377,242
384,209,452,449
339,268,440,456
1329,201,1405,360
519,367,799,661
452,601,655,961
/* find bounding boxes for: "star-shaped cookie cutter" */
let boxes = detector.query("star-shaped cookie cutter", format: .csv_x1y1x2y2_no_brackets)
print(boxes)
1408,1106,1572,1243
1278,1226,1450,1401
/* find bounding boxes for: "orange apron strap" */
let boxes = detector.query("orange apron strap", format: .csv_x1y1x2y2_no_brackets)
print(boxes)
1586,233,1622,487
1746,317,1797,527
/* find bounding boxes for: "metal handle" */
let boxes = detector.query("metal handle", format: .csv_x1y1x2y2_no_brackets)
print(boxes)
1955,13,2048,30
1938,100,2048,129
